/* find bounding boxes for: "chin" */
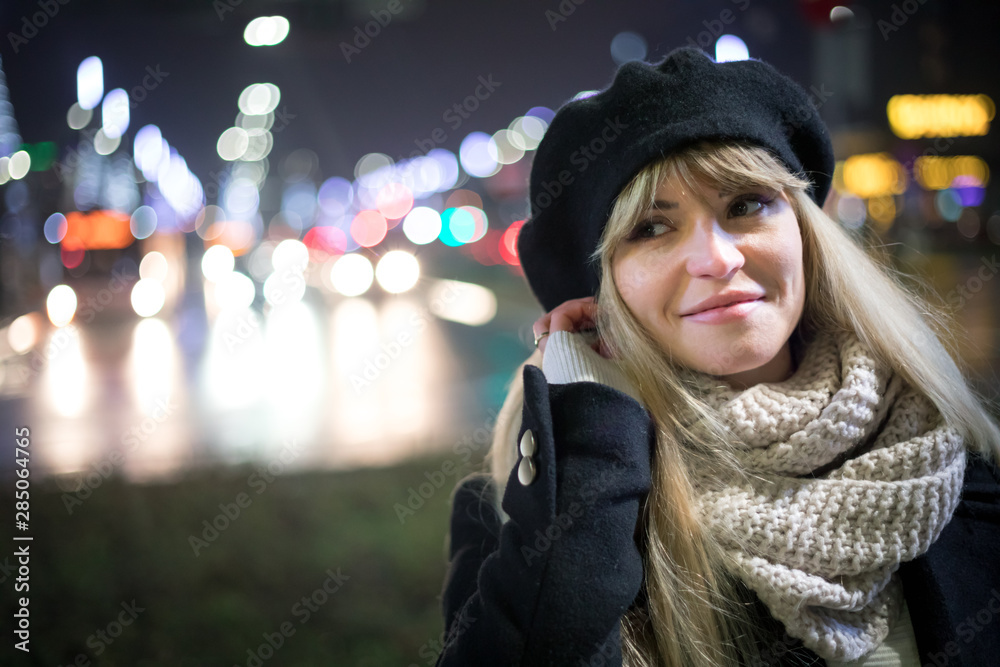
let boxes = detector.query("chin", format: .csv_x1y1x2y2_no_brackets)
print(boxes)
689,341,784,379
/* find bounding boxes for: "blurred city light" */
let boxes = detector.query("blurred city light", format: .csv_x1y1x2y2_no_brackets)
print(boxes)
130,205,158,239
131,279,166,317
488,129,525,165
611,31,647,65
375,251,420,293
840,153,907,198
402,206,442,245
202,244,236,282
330,253,374,296
46,285,78,327
139,251,169,282
244,16,290,46
427,279,496,326
102,88,130,139
67,102,92,130
43,213,68,244
887,94,995,138
93,128,121,156
350,210,388,247
271,239,309,273
215,271,256,310
459,132,500,178
830,6,855,22
218,127,250,161
375,182,414,220
914,156,990,190
509,116,545,151
76,56,103,111
238,83,281,115
715,35,749,62
8,150,30,179
7,313,40,354
499,220,524,265
317,176,355,217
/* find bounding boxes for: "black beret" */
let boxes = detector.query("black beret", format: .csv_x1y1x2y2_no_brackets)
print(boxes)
516,46,835,313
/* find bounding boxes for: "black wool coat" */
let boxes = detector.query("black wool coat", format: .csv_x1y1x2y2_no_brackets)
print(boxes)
435,365,1000,666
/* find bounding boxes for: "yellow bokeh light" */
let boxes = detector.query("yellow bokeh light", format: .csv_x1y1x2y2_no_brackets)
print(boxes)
887,94,994,139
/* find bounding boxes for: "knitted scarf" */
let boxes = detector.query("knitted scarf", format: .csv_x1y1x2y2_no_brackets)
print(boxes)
685,329,966,662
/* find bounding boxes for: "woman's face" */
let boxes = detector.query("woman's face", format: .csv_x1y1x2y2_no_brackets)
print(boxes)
611,175,806,388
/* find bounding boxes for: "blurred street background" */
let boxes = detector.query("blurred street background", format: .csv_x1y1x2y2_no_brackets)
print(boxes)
0,0,999,664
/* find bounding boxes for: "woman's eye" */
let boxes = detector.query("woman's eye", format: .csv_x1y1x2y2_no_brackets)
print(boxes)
729,195,771,218
630,220,671,239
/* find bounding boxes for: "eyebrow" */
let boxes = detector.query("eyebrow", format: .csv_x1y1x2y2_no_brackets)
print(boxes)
649,191,730,210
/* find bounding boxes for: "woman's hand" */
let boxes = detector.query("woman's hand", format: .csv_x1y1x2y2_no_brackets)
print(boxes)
532,297,610,358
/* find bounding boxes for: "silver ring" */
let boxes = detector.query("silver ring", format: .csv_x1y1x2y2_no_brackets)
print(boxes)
533,331,550,348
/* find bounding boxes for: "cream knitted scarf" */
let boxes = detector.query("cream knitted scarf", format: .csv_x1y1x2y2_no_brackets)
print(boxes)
686,329,967,662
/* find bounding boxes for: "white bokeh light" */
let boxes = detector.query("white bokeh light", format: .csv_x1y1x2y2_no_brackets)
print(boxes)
330,253,374,297
375,251,420,294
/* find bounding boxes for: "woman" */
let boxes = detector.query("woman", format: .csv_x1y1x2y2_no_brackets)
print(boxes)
434,47,1000,667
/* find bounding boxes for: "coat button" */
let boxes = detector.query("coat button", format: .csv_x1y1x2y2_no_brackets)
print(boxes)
519,429,536,457
518,455,536,486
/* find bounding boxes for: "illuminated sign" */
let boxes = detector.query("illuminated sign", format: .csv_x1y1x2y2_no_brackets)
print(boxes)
887,94,994,138
62,210,133,250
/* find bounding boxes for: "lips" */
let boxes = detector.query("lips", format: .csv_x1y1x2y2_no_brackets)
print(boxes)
681,292,766,317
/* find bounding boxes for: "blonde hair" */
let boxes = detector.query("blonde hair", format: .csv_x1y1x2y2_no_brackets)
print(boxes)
483,141,1000,666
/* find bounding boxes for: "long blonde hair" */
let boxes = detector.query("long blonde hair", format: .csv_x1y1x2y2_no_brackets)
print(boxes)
483,141,1000,666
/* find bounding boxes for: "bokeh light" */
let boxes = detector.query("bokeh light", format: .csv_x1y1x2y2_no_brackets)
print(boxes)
77,56,103,111
611,31,647,65
7,313,40,354
402,207,442,245
46,285,78,327
131,279,166,317
375,251,420,293
102,88,130,139
44,213,68,244
376,183,414,220
428,280,497,326
350,210,388,247
244,16,290,46
715,35,749,62
238,83,281,115
202,244,236,282
215,271,257,310
139,251,169,282
459,132,500,178
130,205,158,240
330,253,374,296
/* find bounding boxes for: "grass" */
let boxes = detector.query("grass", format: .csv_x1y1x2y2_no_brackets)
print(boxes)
1,452,482,666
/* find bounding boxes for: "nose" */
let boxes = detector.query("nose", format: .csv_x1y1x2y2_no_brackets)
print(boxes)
683,218,744,279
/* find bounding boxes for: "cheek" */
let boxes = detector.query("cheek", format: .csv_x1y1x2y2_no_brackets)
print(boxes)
614,254,668,312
